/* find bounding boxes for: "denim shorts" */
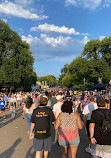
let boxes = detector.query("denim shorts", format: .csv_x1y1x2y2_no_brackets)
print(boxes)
33,136,52,151
58,135,80,147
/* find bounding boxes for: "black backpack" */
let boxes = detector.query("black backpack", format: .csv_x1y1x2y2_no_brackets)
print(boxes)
98,110,111,135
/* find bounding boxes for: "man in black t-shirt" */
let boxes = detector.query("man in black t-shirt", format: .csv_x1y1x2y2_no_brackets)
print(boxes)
30,96,55,158
90,96,111,158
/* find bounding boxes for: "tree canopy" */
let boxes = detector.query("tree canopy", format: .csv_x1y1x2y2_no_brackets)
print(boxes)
0,19,37,91
59,37,111,89
40,75,57,87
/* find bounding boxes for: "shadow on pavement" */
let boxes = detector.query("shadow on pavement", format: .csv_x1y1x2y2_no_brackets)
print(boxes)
0,108,22,122
26,143,61,158
25,132,91,158
26,146,35,158
0,138,22,158
26,122,91,158
0,109,23,128
77,129,92,158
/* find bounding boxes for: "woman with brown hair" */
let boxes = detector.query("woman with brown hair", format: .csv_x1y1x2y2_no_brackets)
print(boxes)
55,100,83,158
22,97,36,137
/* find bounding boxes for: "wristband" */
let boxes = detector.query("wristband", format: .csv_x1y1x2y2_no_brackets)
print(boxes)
90,137,94,139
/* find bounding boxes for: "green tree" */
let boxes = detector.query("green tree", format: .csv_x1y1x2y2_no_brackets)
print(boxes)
82,37,111,66
59,56,111,89
87,59,111,85
68,56,89,89
40,75,57,87
0,19,37,91
59,64,69,87
62,74,73,88
61,64,68,75
82,40,100,59
99,37,111,66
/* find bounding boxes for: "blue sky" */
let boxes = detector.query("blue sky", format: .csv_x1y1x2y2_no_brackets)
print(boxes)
0,0,111,78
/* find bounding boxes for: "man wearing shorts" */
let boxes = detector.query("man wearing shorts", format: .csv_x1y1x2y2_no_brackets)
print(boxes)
90,96,111,158
30,96,55,158
83,96,98,153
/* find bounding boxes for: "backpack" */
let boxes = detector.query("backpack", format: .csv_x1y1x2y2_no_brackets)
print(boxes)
98,110,111,135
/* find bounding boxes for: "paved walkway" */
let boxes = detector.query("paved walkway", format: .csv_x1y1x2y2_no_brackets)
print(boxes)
0,107,91,158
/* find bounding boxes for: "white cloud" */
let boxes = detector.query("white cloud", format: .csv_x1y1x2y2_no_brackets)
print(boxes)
30,23,80,35
99,36,106,40
22,34,89,62
65,0,111,9
83,0,102,10
2,19,7,23
48,55,76,62
0,1,48,20
103,3,110,7
103,0,111,7
14,0,34,7
65,0,77,6
65,0,102,10
81,36,89,45
22,35,34,44
81,33,89,36
40,34,74,47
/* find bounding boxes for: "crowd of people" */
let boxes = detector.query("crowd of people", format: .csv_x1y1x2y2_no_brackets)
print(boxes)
0,88,111,158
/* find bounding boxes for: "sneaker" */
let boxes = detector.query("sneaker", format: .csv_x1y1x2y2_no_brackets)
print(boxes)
85,147,91,154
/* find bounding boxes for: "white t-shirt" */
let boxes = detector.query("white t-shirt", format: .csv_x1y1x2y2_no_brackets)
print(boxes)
16,94,22,101
75,100,81,106
53,102,63,118
46,100,51,107
23,103,36,114
82,103,98,120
